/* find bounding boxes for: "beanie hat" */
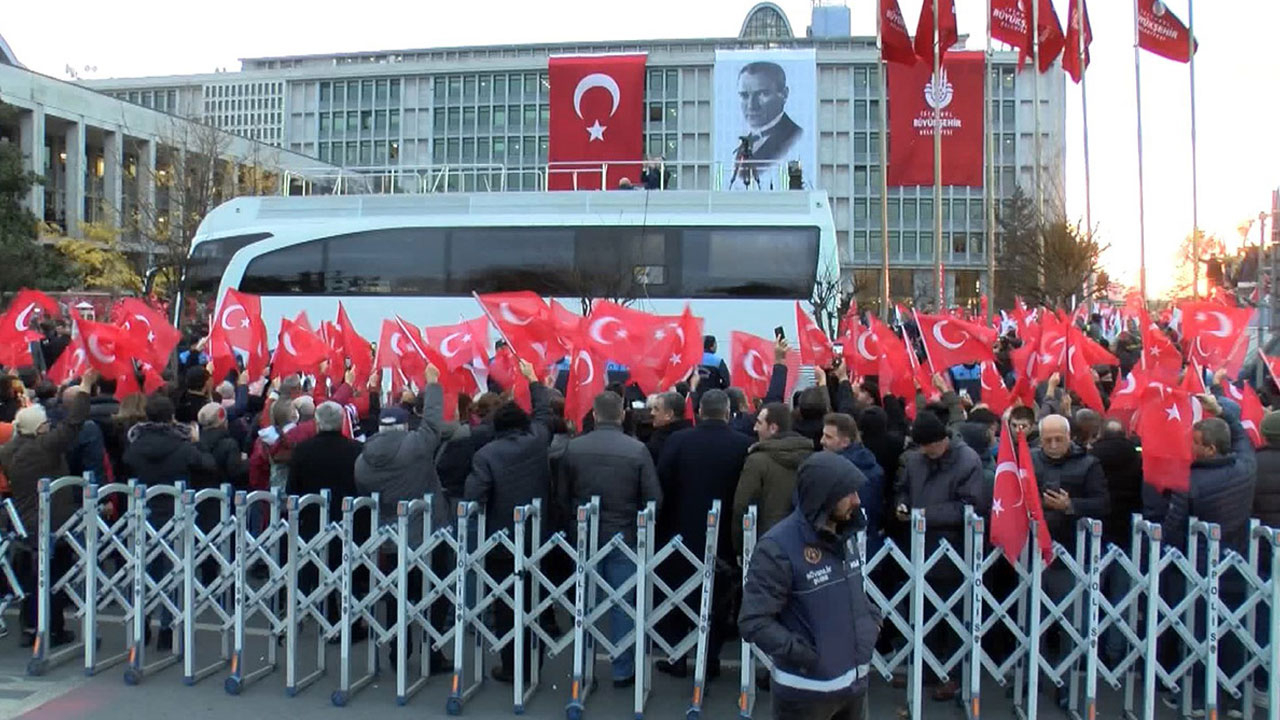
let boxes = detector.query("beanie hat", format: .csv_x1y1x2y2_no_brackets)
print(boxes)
1262,411,1280,445
910,412,949,446
13,405,47,436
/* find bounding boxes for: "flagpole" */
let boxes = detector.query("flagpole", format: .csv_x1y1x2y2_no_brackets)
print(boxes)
1031,0,1043,222
1132,0,1148,303
984,0,996,322
1078,0,1095,308
1188,0,1200,300
912,308,940,377
931,0,945,311
877,1,892,321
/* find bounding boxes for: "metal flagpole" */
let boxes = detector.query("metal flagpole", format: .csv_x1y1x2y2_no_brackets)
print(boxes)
877,1,892,321
1188,0,1200,299
1031,0,1044,219
932,0,945,311
1079,0,1095,305
1133,0,1148,302
984,0,996,321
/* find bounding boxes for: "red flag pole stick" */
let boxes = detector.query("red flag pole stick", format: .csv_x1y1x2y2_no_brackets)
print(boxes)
912,308,939,377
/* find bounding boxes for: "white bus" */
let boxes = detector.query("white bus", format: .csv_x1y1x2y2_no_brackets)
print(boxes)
188,190,840,353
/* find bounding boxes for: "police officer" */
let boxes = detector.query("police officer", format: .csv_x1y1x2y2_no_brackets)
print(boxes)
739,453,881,719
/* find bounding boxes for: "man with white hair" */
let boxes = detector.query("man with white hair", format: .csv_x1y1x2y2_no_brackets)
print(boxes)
195,402,248,489
1029,413,1109,709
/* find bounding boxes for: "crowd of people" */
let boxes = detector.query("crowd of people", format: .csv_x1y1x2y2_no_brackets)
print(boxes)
0,309,1277,720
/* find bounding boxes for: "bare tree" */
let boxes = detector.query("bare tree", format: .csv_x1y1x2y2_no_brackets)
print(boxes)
993,186,1108,309
808,267,847,338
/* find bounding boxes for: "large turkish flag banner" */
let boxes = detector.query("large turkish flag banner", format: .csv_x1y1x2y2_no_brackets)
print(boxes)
887,51,984,187
548,54,647,190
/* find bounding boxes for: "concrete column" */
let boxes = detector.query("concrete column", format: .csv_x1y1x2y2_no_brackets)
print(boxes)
63,120,86,236
18,106,45,221
137,137,156,237
102,128,124,227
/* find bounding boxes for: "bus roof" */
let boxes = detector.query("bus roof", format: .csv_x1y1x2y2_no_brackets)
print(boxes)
194,190,832,240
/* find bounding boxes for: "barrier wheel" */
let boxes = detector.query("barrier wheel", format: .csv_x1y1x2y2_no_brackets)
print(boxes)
446,697,463,715
123,667,141,686
565,703,584,720
331,690,348,707
225,676,243,695
26,658,47,677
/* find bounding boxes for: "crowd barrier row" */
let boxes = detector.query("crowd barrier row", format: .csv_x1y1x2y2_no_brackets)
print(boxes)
18,475,1280,720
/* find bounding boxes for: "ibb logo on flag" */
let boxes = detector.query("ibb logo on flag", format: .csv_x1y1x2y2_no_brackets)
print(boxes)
923,69,954,111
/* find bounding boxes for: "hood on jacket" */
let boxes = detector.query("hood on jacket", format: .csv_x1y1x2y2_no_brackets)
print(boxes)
794,453,865,534
751,432,814,469
956,421,992,457
127,422,193,461
840,444,882,475
360,428,411,470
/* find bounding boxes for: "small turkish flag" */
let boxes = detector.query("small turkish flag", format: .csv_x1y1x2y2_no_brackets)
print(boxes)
1137,383,1194,494
795,302,834,368
272,317,328,380
1181,302,1253,377
547,53,647,190
990,429,1029,567
1018,431,1054,567
475,291,559,368
210,288,269,381
1137,0,1197,63
1224,382,1265,449
0,288,60,368
980,361,1012,416
915,311,995,370
46,336,88,386
114,297,180,370
424,317,489,373
336,302,373,387
585,300,662,365
731,331,776,402
880,0,917,66
564,342,607,429
75,316,138,380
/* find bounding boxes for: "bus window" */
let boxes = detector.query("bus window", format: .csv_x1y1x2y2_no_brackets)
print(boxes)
186,232,273,297
324,228,447,294
241,241,325,294
448,228,574,295
680,228,818,298
575,228,670,297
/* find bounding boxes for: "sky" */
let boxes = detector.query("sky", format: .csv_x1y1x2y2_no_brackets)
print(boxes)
4,0,1278,298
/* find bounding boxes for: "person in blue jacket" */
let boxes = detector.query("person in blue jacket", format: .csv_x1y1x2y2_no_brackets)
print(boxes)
739,453,881,720
819,412,883,560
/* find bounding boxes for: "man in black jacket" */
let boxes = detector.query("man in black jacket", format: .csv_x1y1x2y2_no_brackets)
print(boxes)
122,393,217,651
560,390,661,686
655,389,753,679
464,362,553,683
196,403,248,490
739,453,880,720
1,385,89,646
646,391,690,464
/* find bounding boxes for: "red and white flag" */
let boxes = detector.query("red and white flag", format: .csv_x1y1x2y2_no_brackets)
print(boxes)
209,288,269,381
990,429,1029,566
564,343,607,429
475,291,559,368
795,302,834,368
424,317,489,373
1018,431,1054,567
46,336,88,385
846,320,882,378
1137,0,1197,63
1062,0,1093,83
75,316,138,380
0,288,60,368
547,53,647,190
880,0,918,66
867,316,916,404
1224,382,1265,449
980,360,1012,416
1181,302,1253,377
336,302,373,387
113,297,180,370
990,0,1065,72
731,331,776,402
914,311,996,370
584,300,661,364
887,52,985,187
272,317,328,380
1137,383,1194,494
913,0,959,67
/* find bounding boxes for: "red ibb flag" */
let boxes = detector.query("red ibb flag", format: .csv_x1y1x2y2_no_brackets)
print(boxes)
879,0,917,66
887,52,985,187
1137,0,1197,63
990,0,1065,72
1063,0,1093,83
913,0,958,67
547,53,647,190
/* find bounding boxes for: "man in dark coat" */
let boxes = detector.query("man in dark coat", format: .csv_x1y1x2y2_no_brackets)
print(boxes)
464,363,554,683
560,390,662,686
893,412,983,701
646,391,691,465
655,389,753,678
1252,411,1280,528
1091,420,1144,549
731,402,813,556
739,453,880,720
0,385,89,647
122,393,217,650
195,402,249,490
821,413,881,558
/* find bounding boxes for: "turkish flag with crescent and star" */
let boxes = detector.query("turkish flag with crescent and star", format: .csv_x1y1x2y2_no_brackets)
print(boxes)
887,52,984,187
1017,431,1054,567
981,360,1012,416
336,302,373,387
46,336,88,386
1181,302,1253,377
209,288,269,381
1137,0,1197,63
584,300,662,365
113,297,180,370
731,331,776,402
1137,382,1195,494
990,428,1028,567
475,291,560,368
0,288,60,368
914,311,996,370
423,317,489,373
75,316,139,380
272,317,328,380
795,302,834,368
564,341,608,429
547,53,647,191
1224,382,1266,449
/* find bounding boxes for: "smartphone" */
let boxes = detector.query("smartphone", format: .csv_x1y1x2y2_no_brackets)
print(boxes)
832,343,844,356
774,326,786,341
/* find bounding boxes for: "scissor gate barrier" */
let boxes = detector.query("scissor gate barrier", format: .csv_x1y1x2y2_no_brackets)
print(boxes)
20,479,1280,720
